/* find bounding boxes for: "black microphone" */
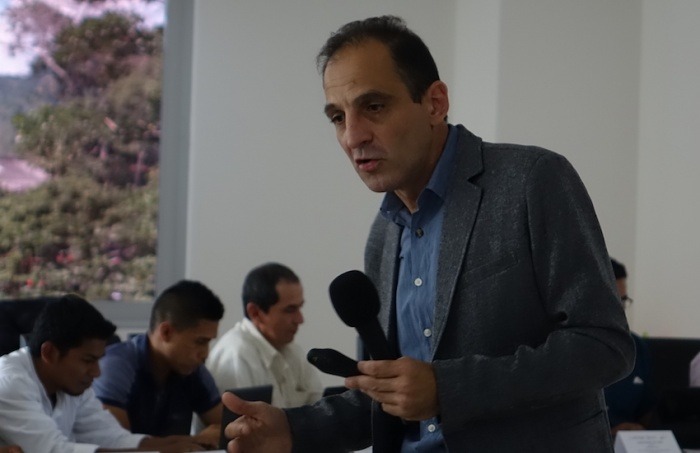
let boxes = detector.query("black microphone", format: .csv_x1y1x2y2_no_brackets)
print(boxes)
329,270,394,360
307,348,360,378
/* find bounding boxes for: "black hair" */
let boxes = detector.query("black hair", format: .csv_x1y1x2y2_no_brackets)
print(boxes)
317,15,440,102
28,294,116,358
242,262,300,318
149,280,224,331
610,258,627,280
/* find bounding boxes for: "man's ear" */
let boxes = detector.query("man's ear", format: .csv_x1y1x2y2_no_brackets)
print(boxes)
40,341,60,364
424,80,449,125
246,302,261,321
158,321,174,342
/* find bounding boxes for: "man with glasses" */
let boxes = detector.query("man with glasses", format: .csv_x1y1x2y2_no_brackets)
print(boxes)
604,258,656,436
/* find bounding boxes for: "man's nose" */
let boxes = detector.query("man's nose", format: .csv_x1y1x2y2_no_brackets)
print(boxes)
343,113,371,151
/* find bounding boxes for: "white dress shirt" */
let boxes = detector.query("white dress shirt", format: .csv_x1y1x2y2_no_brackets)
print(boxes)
691,352,700,387
206,318,323,408
0,347,144,453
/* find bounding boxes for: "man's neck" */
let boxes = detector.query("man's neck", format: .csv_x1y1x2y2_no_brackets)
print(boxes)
395,123,450,213
146,334,172,385
31,357,58,406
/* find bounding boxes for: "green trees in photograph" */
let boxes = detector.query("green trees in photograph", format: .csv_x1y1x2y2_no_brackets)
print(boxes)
0,2,163,301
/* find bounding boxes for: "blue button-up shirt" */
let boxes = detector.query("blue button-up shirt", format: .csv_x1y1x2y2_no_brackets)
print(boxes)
379,125,459,452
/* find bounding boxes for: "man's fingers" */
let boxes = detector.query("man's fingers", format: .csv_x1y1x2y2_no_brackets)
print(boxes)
223,391,272,421
222,392,263,440
227,437,243,453
346,359,402,389
222,391,253,416
356,359,400,378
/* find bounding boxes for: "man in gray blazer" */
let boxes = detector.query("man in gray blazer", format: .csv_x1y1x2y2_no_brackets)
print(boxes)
222,15,634,453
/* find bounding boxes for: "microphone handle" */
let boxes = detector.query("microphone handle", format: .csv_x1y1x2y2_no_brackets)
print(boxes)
356,320,394,360
307,348,360,378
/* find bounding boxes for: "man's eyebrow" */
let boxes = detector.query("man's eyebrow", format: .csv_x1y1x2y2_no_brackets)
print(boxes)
354,90,391,105
323,103,338,117
323,90,393,117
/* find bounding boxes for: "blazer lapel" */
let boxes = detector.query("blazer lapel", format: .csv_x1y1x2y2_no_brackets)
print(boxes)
377,221,402,354
431,127,484,359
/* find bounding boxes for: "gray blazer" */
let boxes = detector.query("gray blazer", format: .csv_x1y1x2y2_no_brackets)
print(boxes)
287,126,634,452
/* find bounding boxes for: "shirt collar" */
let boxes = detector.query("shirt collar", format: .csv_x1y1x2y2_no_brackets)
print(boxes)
380,124,459,221
241,317,280,368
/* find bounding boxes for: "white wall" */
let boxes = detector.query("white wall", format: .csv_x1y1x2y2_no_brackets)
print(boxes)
634,0,700,336
177,0,700,385
450,0,641,281
186,1,457,386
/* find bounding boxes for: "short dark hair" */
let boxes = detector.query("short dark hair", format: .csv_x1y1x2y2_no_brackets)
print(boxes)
28,294,116,358
317,15,440,102
610,258,627,280
149,280,224,331
242,263,300,318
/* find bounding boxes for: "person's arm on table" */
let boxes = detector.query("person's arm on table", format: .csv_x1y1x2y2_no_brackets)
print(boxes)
192,402,223,449
0,446,23,453
102,404,132,430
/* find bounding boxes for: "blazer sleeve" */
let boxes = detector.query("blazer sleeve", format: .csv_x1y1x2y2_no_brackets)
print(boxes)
284,390,372,453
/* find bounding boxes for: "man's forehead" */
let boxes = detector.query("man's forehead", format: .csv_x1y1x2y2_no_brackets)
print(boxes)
65,338,107,356
323,40,395,84
274,281,304,303
181,318,219,333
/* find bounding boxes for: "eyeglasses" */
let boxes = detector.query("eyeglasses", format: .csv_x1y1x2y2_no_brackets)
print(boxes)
621,295,633,307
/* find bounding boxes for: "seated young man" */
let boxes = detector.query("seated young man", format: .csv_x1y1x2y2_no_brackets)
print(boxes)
93,280,224,448
0,294,204,452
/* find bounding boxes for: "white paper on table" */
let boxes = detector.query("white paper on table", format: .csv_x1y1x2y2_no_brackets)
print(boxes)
614,430,682,453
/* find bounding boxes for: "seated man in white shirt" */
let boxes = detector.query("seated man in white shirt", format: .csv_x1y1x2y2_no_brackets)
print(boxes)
691,352,700,387
0,294,205,452
206,262,323,408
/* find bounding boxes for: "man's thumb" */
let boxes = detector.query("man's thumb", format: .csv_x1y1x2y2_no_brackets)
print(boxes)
222,390,256,417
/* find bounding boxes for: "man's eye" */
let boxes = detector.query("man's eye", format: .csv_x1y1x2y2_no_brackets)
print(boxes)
329,113,344,125
367,103,383,113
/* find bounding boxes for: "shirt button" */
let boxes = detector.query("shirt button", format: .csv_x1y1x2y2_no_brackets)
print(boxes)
414,277,423,287
427,423,436,433
423,328,432,338
415,228,424,238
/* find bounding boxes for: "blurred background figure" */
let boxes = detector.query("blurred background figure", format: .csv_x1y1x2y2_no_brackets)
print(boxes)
605,258,656,436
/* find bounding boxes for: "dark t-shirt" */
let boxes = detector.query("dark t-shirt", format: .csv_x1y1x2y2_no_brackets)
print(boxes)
93,334,220,436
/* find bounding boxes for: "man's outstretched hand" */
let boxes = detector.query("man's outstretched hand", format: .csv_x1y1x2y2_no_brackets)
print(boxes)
222,391,293,453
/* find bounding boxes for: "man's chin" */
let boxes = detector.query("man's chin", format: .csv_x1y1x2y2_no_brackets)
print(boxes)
358,176,390,194
177,365,198,376
64,386,89,396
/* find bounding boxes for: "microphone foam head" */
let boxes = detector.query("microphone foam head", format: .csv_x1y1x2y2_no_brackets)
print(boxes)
328,270,380,327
